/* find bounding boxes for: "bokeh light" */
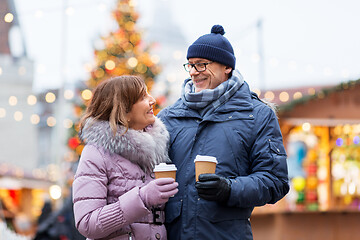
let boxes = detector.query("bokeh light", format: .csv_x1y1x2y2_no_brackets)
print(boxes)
336,138,343,147
4,13,14,23
27,95,37,105
9,96,17,106
0,108,6,118
45,92,56,103
279,91,289,102
293,91,303,100
81,89,92,100
49,185,62,200
264,91,274,101
353,136,360,144
30,114,40,125
64,89,74,100
14,111,23,121
105,60,116,70
47,116,56,127
127,57,138,68
63,119,73,129
302,122,311,132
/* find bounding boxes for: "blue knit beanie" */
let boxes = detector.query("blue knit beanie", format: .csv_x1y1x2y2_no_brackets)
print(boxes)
187,25,236,69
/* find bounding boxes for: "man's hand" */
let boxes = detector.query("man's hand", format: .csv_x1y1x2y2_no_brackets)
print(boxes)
195,173,231,203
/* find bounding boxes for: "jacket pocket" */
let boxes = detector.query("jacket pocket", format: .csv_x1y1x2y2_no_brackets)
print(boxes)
198,200,252,223
268,140,288,179
165,200,182,223
269,141,286,156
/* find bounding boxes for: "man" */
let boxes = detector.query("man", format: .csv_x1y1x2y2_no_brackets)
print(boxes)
157,25,289,240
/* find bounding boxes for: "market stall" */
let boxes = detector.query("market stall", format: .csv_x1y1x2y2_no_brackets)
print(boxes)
251,80,360,240
0,165,54,237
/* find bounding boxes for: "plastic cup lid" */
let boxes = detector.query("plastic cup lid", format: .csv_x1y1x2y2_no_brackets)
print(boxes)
153,163,177,172
194,155,218,163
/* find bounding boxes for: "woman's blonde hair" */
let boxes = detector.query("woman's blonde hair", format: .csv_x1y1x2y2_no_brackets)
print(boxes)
79,75,147,135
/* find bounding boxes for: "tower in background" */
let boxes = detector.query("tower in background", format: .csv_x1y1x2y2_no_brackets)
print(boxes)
144,0,188,106
0,0,38,171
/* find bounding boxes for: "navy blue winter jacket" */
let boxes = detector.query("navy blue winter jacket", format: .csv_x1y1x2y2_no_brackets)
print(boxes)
157,80,289,240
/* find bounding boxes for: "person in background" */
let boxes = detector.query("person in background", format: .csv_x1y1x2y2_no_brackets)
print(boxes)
37,200,52,225
73,76,178,240
34,192,85,240
157,25,289,240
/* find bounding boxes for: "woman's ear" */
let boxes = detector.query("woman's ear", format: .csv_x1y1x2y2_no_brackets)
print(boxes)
125,112,131,123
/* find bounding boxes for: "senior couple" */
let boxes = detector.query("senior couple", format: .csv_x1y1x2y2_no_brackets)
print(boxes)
72,25,289,240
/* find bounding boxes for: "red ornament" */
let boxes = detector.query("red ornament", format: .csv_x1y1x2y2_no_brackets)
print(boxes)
306,190,318,202
307,163,317,175
68,137,80,150
8,189,20,205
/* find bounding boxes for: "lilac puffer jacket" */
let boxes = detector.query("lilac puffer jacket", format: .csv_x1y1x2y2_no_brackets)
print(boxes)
73,118,170,240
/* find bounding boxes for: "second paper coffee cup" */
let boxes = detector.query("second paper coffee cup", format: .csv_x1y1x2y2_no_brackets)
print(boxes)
153,163,177,180
194,155,218,181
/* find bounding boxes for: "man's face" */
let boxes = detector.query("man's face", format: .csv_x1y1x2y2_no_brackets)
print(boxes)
188,58,232,92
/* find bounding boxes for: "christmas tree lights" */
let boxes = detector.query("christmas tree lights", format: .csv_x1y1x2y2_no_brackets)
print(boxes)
66,0,161,161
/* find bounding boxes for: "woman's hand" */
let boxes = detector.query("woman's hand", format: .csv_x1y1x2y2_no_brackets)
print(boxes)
140,178,178,209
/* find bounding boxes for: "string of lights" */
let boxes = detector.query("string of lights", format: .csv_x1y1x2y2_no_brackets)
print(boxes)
2,1,358,93
8,0,112,17
0,88,94,127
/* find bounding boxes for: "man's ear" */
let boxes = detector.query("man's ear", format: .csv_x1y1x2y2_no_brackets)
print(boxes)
225,66,232,74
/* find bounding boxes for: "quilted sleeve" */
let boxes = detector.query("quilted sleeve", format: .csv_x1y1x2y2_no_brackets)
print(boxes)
72,145,149,239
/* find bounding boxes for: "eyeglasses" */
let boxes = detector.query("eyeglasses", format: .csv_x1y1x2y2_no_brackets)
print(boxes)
183,61,213,72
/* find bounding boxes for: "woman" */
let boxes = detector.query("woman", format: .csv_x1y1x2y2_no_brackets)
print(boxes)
72,75,178,240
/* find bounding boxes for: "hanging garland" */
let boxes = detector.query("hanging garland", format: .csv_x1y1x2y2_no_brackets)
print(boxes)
278,78,360,112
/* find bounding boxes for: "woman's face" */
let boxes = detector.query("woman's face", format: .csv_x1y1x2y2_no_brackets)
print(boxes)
126,91,156,130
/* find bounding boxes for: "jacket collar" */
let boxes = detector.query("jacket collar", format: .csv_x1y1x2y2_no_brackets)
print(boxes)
79,117,170,173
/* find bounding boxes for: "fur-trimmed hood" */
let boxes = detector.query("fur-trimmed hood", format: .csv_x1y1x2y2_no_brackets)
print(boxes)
79,117,170,173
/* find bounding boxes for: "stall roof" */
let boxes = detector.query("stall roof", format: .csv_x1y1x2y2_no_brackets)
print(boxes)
275,79,360,121
0,176,53,190
0,164,54,190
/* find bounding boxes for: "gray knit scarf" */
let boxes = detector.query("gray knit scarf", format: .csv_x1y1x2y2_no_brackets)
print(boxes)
181,69,245,116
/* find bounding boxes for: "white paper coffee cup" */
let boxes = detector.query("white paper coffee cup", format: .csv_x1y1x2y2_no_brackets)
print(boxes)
194,155,218,181
153,163,177,180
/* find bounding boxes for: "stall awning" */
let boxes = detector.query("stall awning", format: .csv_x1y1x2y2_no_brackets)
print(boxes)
283,118,360,127
0,176,53,190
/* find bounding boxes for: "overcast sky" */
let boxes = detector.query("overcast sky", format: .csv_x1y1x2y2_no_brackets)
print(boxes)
13,0,360,92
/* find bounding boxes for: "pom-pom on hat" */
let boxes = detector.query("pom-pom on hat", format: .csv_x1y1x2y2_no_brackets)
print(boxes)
187,25,236,69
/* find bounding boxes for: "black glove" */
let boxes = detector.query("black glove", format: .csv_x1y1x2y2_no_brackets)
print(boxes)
195,173,231,203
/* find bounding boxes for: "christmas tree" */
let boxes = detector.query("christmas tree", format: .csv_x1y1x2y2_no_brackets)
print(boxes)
66,0,161,161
